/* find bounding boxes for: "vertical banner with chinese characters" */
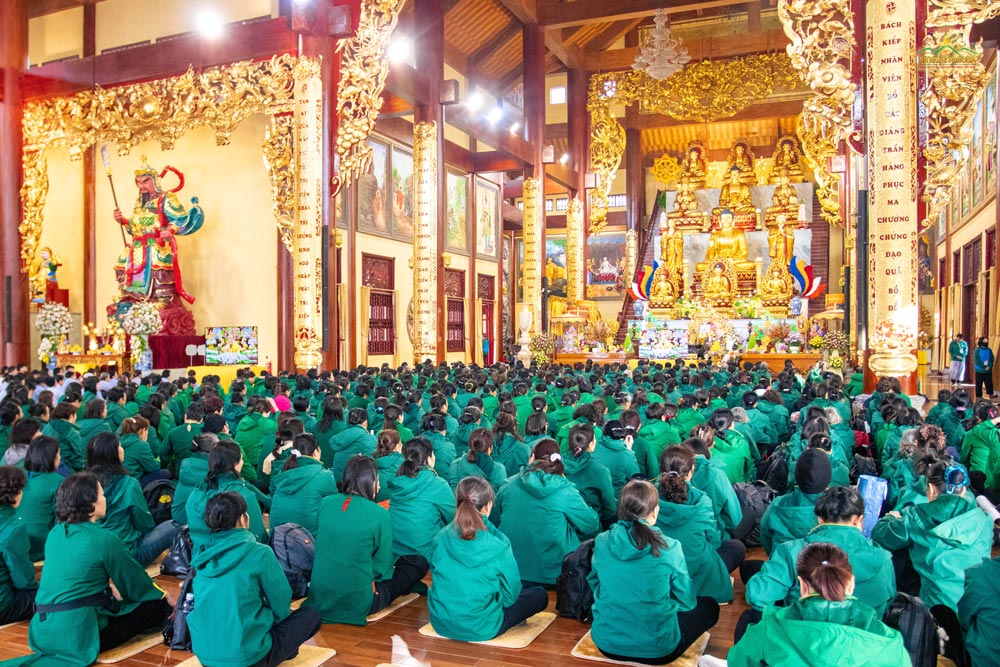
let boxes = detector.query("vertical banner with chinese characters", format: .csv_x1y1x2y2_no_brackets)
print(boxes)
412,122,438,363
866,0,919,376
522,178,543,334
566,197,584,303
292,59,324,370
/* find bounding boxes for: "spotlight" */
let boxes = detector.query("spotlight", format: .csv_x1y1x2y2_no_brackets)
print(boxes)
387,35,412,63
466,91,484,112
560,153,569,164
196,9,224,39
487,107,503,124
509,122,521,134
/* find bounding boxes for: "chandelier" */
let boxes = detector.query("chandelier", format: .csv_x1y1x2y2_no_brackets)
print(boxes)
632,9,690,80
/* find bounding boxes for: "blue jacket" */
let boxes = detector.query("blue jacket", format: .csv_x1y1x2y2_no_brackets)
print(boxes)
974,345,995,374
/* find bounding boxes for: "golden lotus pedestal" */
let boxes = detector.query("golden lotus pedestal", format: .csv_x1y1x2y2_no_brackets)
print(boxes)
869,349,919,378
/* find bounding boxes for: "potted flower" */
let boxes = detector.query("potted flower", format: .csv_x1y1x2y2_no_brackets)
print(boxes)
787,330,804,353
35,302,72,368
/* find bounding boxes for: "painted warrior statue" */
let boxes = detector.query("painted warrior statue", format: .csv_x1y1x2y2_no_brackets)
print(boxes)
113,159,204,305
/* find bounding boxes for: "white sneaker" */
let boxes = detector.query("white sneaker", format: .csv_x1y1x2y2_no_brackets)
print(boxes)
698,656,728,667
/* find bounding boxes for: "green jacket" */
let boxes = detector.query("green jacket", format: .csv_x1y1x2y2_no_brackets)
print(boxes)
949,339,969,361
105,402,129,431
308,492,393,625
270,458,338,534
375,452,404,501
691,455,742,538
189,528,291,667
21,522,164,667
589,521,694,659
428,519,522,641
563,451,617,527
42,419,87,471
745,408,777,446
76,418,110,448
186,473,268,549
0,506,38,613
872,493,992,608
95,473,154,556
494,469,599,584
448,455,508,491
592,437,640,496
387,468,455,560
234,414,274,482
493,434,531,475
961,420,1000,486
17,472,62,562
655,485,732,603
329,424,377,483
931,406,966,453
728,597,910,667
172,453,209,525
674,408,706,439
119,434,159,479
760,490,821,556
423,431,457,477
636,420,681,477
757,400,791,443
958,556,1000,667
747,524,895,617
714,430,755,483
161,422,203,474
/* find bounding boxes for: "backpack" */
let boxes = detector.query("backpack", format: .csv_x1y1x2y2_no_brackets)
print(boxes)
882,593,939,667
732,481,779,547
851,454,879,486
143,479,175,525
271,523,314,599
555,538,595,623
755,449,789,495
163,569,195,651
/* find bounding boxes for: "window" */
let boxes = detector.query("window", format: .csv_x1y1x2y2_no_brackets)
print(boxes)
548,86,566,105
445,269,465,353
362,254,395,355
939,258,947,288
953,251,961,285
987,228,997,269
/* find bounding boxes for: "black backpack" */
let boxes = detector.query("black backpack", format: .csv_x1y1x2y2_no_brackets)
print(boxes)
555,539,595,623
143,479,175,525
755,449,789,495
163,569,195,651
851,454,879,485
882,593,939,667
271,523,315,599
732,481,779,547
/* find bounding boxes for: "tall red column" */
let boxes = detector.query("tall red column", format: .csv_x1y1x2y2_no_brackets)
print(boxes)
0,0,29,367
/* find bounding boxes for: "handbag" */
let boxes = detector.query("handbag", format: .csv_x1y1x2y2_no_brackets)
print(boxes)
163,569,195,651
160,525,192,577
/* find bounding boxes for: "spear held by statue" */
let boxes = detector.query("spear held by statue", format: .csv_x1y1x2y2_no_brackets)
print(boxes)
100,144,128,248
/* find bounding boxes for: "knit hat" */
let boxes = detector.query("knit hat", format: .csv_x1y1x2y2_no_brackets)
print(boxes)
795,448,832,494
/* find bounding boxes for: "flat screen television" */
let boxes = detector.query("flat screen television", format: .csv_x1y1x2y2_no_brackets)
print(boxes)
204,326,259,365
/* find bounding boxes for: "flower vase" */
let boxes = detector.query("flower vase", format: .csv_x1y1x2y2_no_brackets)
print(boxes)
135,337,153,372
789,344,802,354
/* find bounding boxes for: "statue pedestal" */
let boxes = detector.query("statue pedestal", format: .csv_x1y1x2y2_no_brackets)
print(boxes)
159,300,197,336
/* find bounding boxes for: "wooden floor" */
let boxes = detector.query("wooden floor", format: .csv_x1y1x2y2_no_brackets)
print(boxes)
0,551,757,667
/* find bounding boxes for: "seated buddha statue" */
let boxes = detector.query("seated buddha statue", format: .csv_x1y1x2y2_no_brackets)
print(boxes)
696,210,756,272
768,135,804,184
680,142,708,191
666,176,703,230
760,262,794,303
703,265,733,299
650,268,676,305
712,167,756,217
727,140,757,185
764,167,800,226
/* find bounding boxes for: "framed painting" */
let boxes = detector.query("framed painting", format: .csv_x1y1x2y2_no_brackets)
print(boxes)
475,177,500,259
445,170,469,253
357,138,389,232
390,147,414,238
586,230,627,299
986,67,997,194
545,234,568,298
972,97,984,207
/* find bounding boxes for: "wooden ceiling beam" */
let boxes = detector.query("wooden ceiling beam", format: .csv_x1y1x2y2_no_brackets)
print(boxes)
584,27,786,71
537,0,748,28
29,0,104,19
585,18,645,51
544,27,585,69
631,97,806,130
446,104,535,165
474,151,523,172
468,22,521,66
493,0,538,25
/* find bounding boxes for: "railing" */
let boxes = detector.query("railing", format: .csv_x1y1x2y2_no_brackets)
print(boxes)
615,191,665,344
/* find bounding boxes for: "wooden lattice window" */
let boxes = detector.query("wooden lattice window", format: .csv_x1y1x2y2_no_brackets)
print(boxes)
953,251,961,285
964,240,982,285
939,258,947,287
477,274,495,300
362,254,395,355
987,228,997,270
444,269,465,298
447,299,465,352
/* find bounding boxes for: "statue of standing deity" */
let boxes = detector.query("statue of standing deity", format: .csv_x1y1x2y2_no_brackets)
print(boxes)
112,158,204,306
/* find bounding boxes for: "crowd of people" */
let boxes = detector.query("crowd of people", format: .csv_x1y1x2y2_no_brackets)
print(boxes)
0,358,997,667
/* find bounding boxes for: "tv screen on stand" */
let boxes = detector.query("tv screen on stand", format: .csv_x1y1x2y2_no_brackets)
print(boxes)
205,326,259,365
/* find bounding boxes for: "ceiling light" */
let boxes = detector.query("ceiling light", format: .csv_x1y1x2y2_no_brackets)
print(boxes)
387,35,412,63
487,107,503,124
196,9,225,39
466,91,484,112
560,153,569,164
509,122,521,134
632,9,690,80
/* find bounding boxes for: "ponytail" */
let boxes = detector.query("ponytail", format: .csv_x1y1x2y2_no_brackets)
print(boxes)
568,422,595,458
397,437,434,478
527,438,564,476
618,480,667,556
382,404,403,433
282,433,319,472
796,542,853,601
493,413,522,441
658,445,694,504
454,476,494,540
206,440,243,490
375,429,401,458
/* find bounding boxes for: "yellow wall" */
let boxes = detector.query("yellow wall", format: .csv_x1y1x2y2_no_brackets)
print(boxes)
94,115,278,364
28,8,83,66
355,233,415,367
37,149,84,313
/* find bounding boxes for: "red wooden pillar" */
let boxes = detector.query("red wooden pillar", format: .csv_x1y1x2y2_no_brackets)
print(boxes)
623,28,645,252
0,0,29,367
82,3,97,325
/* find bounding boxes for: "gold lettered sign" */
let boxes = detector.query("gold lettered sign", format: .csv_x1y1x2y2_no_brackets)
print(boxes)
522,178,544,334
566,197,584,303
412,122,438,363
292,59,324,370
866,0,918,373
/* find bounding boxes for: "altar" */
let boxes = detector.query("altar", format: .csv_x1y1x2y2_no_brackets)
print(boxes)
56,353,131,374
740,352,824,373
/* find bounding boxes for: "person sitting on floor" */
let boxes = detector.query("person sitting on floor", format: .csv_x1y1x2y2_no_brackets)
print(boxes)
448,427,508,492
17,437,63,562
0,466,38,625
427,476,548,642
589,479,720,665
387,437,455,561
758,449,831,556
269,433,338,535
188,492,322,667
186,439,268,548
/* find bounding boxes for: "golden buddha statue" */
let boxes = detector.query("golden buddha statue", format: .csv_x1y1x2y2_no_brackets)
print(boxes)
768,135,804,184
703,265,733,299
666,176,704,230
660,218,685,275
764,167,800,227
726,140,757,185
696,210,756,272
712,167,758,230
760,262,794,305
680,141,708,191
767,214,796,268
650,268,676,305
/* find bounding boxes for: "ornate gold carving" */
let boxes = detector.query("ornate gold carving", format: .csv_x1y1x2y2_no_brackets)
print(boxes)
412,121,439,362
650,153,682,188
927,0,1000,28
262,114,296,253
521,178,544,334
565,197,584,303
624,229,637,295
920,28,988,230
587,54,803,233
19,54,316,270
778,0,857,228
332,0,407,196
